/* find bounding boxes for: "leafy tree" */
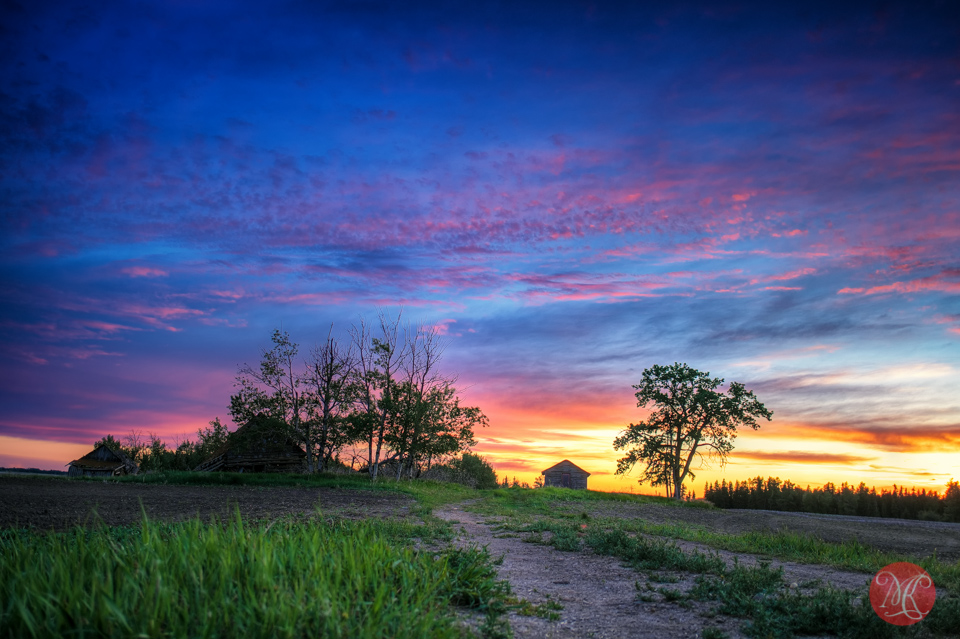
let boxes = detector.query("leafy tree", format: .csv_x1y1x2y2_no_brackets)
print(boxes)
449,452,499,489
229,329,309,466
196,417,230,458
614,363,772,500
93,434,126,453
945,479,960,522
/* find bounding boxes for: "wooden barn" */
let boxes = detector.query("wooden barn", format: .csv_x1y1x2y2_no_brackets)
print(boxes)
67,443,139,477
541,460,591,489
193,415,306,473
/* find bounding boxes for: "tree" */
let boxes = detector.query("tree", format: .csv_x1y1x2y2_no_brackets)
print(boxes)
390,321,446,480
945,479,960,523
351,310,404,480
197,417,230,456
304,327,357,472
614,363,772,500
229,329,309,467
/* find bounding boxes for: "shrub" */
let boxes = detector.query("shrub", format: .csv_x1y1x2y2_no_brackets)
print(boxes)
423,453,499,490
451,453,499,490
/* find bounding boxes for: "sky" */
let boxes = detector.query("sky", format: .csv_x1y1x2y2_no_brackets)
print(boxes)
2,0,959,494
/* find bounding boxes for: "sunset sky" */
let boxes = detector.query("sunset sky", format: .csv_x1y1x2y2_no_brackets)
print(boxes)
2,0,959,494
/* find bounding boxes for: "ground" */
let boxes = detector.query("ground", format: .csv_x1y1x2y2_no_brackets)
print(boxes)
3,475,958,638
0,475,414,529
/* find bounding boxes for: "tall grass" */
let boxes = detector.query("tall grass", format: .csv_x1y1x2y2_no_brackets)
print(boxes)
1,513,507,639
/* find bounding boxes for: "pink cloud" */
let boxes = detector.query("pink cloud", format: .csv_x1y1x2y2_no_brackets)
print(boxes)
121,266,168,278
838,271,960,296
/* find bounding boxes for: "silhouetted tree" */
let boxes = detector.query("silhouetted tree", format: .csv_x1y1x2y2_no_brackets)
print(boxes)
614,363,772,500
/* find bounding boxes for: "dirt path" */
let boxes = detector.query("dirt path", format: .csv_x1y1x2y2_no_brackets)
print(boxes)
436,504,743,638
435,504,880,638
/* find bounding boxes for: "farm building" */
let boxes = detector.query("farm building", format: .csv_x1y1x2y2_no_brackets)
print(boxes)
194,415,306,473
67,443,139,477
541,460,591,489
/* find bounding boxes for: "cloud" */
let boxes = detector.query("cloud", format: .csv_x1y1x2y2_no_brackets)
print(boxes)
734,450,875,464
838,270,960,296
121,266,168,278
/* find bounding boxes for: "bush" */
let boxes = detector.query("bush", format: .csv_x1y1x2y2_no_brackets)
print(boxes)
424,453,499,490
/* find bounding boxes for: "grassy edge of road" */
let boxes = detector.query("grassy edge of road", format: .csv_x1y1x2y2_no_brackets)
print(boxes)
470,487,960,639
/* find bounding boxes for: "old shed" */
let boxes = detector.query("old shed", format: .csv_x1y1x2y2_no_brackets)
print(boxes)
541,460,591,489
67,444,139,477
194,415,306,473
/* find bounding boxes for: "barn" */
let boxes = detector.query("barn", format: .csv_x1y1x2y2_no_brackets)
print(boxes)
194,415,306,473
541,460,591,489
67,444,139,477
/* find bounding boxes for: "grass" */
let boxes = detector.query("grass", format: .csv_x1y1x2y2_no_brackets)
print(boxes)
510,595,563,621
0,510,510,639
98,470,477,517
473,487,960,593
13,476,960,637
471,487,960,638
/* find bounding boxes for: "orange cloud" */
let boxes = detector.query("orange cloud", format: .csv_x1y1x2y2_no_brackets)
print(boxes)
734,450,875,464
775,423,960,453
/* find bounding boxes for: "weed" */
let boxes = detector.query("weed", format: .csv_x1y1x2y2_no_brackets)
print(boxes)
512,595,563,621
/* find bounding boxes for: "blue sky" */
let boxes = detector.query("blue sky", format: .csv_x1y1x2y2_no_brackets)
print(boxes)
2,0,959,491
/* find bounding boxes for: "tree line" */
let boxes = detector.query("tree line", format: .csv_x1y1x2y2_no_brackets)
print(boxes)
95,419,230,473
704,476,960,522
97,310,489,479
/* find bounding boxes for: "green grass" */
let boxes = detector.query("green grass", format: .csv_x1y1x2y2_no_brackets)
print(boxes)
0,511,509,639
471,488,960,637
510,595,563,621
472,487,960,594
99,470,477,517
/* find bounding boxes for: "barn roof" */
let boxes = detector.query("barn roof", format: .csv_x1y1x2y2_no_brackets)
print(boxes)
194,414,305,471
541,459,591,476
68,443,139,474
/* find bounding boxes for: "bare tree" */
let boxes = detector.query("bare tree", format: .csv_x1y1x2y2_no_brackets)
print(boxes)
350,309,405,480
304,325,357,472
393,321,447,480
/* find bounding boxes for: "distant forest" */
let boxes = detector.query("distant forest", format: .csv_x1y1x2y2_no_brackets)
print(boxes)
0,467,66,476
704,476,960,523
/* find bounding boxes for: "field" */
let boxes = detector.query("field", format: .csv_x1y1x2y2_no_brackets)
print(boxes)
2,473,959,638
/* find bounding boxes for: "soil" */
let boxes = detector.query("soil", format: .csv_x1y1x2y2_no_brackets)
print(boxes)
584,502,960,563
437,504,749,639
0,475,414,530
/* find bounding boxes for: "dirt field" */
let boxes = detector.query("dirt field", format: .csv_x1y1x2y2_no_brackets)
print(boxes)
3,475,958,561
0,475,414,529
584,501,960,563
